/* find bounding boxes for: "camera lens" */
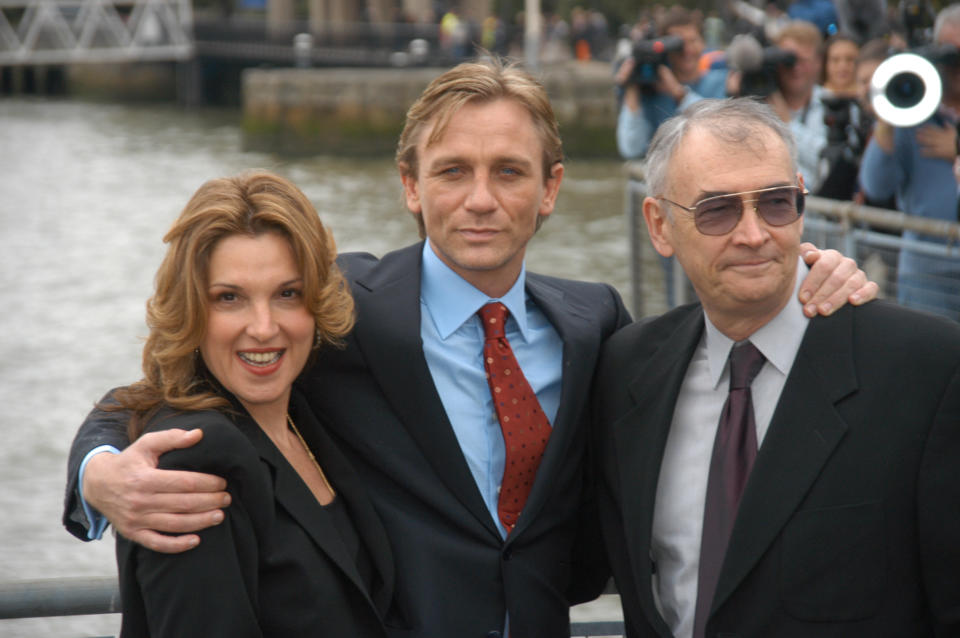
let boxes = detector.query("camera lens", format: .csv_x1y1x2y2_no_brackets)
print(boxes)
886,72,925,108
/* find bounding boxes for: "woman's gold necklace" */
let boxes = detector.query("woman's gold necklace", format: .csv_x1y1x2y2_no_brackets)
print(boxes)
286,414,336,498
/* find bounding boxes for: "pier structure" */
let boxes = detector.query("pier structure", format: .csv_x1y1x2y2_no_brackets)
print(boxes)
0,0,504,99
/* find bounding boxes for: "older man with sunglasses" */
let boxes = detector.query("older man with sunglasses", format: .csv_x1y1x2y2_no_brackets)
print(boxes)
592,97,960,638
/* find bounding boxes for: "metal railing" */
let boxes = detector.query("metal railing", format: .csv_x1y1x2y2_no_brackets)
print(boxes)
0,577,119,619
0,576,624,637
625,163,960,320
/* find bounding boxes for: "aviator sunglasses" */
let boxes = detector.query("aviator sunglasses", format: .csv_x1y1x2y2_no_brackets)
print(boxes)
657,185,808,236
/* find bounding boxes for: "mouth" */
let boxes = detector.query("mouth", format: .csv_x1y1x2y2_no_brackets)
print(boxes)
238,350,284,368
459,228,499,240
726,257,774,271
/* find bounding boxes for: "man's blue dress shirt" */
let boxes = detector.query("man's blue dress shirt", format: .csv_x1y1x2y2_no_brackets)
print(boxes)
419,241,563,539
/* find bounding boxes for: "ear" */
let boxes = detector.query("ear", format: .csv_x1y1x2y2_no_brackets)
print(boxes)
399,164,421,214
538,162,565,220
642,196,675,257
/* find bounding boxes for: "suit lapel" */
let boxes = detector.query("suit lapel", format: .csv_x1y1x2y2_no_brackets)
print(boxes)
712,309,857,614
350,244,499,538
505,275,597,538
287,393,396,616
233,413,387,617
614,309,704,636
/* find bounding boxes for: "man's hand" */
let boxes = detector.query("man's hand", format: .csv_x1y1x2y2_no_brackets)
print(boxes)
83,429,230,553
872,120,895,154
614,56,636,88
917,121,958,161
798,243,879,317
655,65,687,103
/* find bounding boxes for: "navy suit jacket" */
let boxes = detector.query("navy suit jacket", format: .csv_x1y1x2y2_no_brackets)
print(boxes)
300,243,630,637
593,300,960,638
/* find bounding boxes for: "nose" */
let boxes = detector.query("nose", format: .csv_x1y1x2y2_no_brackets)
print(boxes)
464,172,497,214
731,203,768,247
246,300,279,342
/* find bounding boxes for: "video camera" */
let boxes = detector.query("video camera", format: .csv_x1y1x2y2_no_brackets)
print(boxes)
817,95,869,199
627,35,684,88
871,43,960,127
726,34,797,98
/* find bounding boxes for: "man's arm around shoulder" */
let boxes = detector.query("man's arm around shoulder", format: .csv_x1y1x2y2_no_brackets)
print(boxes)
63,395,230,554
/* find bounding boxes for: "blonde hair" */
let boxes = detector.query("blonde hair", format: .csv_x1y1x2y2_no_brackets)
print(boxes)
775,20,824,50
396,57,563,237
108,170,354,438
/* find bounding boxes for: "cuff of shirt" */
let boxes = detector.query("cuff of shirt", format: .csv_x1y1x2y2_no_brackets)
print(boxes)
78,445,119,540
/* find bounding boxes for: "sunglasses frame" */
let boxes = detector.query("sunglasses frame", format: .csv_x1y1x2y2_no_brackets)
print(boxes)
657,185,809,236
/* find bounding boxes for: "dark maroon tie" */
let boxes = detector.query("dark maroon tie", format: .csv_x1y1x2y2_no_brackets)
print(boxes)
693,341,766,638
478,302,552,534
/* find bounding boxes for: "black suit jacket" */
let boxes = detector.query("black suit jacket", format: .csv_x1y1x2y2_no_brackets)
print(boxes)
65,242,631,638
593,300,960,638
116,390,394,637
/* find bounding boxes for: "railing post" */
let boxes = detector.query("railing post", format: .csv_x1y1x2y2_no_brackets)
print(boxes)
625,171,644,318
0,577,120,620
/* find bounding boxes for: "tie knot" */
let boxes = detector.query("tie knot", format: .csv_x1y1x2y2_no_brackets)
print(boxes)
478,302,508,340
729,341,765,390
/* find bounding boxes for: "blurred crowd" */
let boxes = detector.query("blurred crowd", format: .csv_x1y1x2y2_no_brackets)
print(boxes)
419,6,617,63
612,0,960,320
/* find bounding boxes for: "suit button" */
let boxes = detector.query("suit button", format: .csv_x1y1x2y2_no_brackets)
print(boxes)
486,632,502,638
502,547,513,560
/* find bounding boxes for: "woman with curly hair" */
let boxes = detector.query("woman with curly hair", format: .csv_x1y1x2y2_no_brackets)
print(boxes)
106,170,393,637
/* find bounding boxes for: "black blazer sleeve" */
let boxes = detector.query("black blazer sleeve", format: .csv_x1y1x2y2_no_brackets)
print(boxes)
62,390,136,540
117,413,273,638
567,282,633,605
918,359,960,632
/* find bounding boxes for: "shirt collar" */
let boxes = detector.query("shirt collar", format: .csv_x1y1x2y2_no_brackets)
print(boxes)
420,240,530,340
703,256,811,388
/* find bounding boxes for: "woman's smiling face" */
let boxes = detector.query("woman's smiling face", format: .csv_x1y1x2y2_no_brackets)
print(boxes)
199,231,314,419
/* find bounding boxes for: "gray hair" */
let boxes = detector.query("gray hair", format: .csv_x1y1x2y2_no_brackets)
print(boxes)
643,98,799,198
935,3,960,41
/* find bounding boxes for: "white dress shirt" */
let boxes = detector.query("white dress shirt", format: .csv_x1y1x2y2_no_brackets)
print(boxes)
650,258,811,638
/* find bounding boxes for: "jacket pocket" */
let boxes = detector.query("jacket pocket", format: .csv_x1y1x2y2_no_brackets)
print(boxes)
779,501,885,621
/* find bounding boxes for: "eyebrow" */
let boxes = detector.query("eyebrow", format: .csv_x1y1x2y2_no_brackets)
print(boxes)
426,154,536,171
691,182,796,202
207,277,303,290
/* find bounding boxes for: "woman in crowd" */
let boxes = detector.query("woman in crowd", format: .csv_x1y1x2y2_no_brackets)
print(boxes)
821,33,861,96
106,170,394,637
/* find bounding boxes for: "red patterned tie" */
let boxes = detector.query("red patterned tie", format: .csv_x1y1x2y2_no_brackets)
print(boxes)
693,341,766,638
478,302,552,534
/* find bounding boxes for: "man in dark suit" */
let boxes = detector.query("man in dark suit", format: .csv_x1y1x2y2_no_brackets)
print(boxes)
593,97,960,638
64,63,877,638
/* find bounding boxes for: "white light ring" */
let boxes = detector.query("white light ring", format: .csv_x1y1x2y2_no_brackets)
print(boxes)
870,53,942,127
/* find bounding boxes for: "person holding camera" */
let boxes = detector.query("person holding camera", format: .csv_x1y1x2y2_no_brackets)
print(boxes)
615,6,728,160
765,20,832,192
858,4,960,320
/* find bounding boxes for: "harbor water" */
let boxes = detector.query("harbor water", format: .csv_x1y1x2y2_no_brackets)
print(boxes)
0,97,630,636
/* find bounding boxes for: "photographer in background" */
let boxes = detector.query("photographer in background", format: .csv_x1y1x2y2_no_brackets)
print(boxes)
767,20,831,192
614,6,728,160
859,4,960,320
853,38,899,208
727,20,831,191
815,35,868,201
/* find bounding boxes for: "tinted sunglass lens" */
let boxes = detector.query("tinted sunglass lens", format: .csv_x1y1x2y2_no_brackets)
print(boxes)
695,197,741,235
757,188,801,226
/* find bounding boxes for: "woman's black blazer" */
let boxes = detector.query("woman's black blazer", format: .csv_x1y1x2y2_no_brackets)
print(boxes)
115,389,395,638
